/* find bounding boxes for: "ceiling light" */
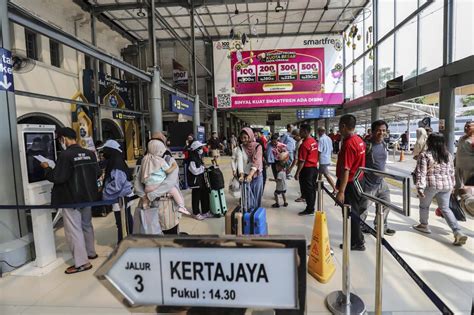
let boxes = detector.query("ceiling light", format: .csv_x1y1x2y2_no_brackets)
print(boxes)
275,1,284,12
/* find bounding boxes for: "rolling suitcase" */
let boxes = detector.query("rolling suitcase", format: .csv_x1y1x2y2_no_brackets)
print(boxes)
225,184,246,235
209,189,227,217
243,207,268,235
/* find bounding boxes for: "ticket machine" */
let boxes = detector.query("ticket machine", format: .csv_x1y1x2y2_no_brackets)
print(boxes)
15,124,63,275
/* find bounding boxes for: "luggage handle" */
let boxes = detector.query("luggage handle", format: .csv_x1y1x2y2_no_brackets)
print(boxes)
240,181,247,212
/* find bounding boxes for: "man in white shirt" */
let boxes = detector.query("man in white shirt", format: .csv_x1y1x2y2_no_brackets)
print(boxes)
317,127,337,192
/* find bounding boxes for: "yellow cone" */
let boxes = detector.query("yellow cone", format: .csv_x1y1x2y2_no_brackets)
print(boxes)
308,211,336,283
399,150,405,162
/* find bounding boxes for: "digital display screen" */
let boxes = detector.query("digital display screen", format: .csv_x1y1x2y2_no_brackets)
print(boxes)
24,132,56,183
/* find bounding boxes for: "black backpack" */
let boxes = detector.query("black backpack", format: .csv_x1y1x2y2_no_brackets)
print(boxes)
206,165,225,190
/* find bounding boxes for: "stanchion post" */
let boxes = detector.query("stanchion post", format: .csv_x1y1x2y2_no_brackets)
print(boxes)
325,204,365,314
120,197,128,239
375,203,384,314
317,180,323,212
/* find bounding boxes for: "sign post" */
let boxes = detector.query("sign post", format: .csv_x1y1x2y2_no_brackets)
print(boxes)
95,235,306,313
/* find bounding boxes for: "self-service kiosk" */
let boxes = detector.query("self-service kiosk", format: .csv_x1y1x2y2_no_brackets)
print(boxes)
14,124,63,275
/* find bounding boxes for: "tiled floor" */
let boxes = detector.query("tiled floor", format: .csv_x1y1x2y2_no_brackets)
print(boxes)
0,156,472,314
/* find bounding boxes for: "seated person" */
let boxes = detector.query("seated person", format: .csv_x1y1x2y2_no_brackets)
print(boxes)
140,140,190,215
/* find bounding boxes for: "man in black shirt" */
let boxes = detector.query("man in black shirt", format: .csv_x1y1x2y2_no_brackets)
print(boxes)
41,127,100,274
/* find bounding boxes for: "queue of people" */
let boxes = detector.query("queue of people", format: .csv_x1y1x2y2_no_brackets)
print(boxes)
40,118,472,275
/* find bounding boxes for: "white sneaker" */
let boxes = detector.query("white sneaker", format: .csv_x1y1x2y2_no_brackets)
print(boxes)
194,214,205,220
453,231,468,246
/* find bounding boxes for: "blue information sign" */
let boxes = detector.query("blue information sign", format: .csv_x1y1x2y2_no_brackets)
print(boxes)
170,95,193,116
197,126,205,143
0,48,15,92
320,108,336,118
296,108,335,119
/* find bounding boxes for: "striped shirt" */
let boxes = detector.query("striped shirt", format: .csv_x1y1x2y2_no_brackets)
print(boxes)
415,151,455,191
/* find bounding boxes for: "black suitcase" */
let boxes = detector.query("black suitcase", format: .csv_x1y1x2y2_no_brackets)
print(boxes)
207,165,225,190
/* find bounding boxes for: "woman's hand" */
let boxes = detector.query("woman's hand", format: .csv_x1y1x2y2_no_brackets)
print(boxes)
417,189,425,198
245,175,252,183
239,174,244,182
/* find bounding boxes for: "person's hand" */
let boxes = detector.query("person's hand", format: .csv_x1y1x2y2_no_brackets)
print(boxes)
245,175,252,183
417,189,425,198
294,173,299,181
40,162,49,169
232,171,237,178
336,191,345,205
239,174,244,182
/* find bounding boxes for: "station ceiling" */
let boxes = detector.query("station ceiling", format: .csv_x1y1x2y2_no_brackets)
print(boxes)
83,0,368,41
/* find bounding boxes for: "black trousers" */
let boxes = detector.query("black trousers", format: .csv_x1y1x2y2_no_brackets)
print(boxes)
262,165,267,190
192,174,210,215
299,167,318,212
344,182,364,246
113,202,133,244
163,224,179,235
270,163,278,179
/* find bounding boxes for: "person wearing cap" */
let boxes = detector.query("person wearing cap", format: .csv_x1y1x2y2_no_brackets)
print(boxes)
41,127,100,274
186,140,212,220
98,140,134,243
317,126,337,193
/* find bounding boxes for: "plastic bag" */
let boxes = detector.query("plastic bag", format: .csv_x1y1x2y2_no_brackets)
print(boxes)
139,207,163,235
228,177,241,199
449,194,466,222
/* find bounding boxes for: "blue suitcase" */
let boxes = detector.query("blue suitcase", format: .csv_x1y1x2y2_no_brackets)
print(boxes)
243,207,268,235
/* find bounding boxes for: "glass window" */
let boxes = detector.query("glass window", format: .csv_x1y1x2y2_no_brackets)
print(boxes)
453,0,474,61
25,29,38,60
396,0,418,23
395,21,417,79
377,35,394,89
345,65,353,100
364,1,374,54
354,60,364,98
418,0,443,74
364,53,374,95
353,18,364,60
49,40,61,68
377,0,395,39
344,43,353,70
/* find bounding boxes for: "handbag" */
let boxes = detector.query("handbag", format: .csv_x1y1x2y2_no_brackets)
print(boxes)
138,207,163,235
449,194,466,222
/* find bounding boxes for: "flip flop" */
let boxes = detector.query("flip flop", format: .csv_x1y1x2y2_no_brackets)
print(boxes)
88,254,98,260
65,263,93,274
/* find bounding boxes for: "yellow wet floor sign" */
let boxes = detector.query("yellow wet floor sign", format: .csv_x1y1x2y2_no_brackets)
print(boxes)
308,211,336,283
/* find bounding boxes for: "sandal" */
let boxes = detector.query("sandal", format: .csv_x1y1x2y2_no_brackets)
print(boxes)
283,203,288,207
65,263,93,274
88,254,98,260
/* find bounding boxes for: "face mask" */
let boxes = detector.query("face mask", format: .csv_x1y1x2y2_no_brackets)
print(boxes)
60,138,67,150
197,149,203,155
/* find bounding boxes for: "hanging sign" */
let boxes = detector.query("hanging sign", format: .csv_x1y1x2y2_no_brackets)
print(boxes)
0,48,15,92
113,111,138,120
170,95,194,116
95,236,306,312
197,126,206,143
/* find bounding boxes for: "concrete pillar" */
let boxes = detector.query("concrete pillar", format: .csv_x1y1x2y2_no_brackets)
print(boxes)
149,69,163,133
0,0,28,269
212,108,218,135
371,106,380,122
193,94,200,136
439,76,455,153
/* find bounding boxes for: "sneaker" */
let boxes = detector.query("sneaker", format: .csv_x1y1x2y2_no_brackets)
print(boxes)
271,203,280,208
384,228,396,236
203,212,214,219
361,224,372,234
298,210,315,216
453,231,468,246
295,197,305,203
413,224,432,234
283,202,288,207
339,243,366,251
194,214,205,220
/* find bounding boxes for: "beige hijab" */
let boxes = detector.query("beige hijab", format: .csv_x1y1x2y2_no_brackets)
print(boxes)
140,140,168,183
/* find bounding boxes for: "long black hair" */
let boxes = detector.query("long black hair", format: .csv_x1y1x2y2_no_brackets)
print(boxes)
103,147,133,181
426,133,449,164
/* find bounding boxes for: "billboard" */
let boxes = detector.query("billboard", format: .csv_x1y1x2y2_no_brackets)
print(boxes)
213,36,344,109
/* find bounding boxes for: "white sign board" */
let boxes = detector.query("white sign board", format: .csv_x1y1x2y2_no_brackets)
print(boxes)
105,247,297,309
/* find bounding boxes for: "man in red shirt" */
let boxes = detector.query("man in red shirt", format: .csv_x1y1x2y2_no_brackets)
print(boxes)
295,123,319,215
336,114,366,250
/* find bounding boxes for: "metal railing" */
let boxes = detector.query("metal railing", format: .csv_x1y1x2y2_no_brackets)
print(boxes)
353,167,411,315
317,181,366,315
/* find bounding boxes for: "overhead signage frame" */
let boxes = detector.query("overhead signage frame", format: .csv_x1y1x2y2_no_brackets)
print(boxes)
95,235,306,314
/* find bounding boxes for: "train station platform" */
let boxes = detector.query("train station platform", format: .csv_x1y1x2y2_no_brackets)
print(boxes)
0,156,472,315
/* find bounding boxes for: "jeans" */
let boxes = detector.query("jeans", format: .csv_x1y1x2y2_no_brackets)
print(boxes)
299,167,318,212
360,179,391,229
419,187,460,232
250,174,264,208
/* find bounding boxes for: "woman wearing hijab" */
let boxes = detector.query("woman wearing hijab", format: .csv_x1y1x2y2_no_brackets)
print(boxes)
140,140,189,215
413,127,428,160
187,141,212,220
100,140,134,243
239,128,264,207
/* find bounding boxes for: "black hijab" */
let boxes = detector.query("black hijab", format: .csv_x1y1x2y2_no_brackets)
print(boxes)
103,147,133,181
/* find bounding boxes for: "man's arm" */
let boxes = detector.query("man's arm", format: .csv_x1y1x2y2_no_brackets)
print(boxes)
336,169,350,204
43,156,71,184
294,160,305,180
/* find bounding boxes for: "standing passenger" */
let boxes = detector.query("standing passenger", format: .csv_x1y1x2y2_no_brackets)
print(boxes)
239,128,264,208
317,127,337,193
187,141,211,220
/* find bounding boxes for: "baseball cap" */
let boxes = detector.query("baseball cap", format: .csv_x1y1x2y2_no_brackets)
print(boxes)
56,127,77,140
190,141,204,151
97,139,122,153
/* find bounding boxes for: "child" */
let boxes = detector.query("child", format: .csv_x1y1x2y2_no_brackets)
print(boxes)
270,162,288,208
141,140,191,215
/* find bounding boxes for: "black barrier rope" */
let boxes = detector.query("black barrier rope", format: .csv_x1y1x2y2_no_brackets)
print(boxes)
321,184,454,314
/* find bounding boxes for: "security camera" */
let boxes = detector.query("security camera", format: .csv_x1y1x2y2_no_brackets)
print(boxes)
275,1,284,12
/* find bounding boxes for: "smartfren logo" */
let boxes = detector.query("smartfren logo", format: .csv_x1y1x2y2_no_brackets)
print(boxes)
303,37,339,46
